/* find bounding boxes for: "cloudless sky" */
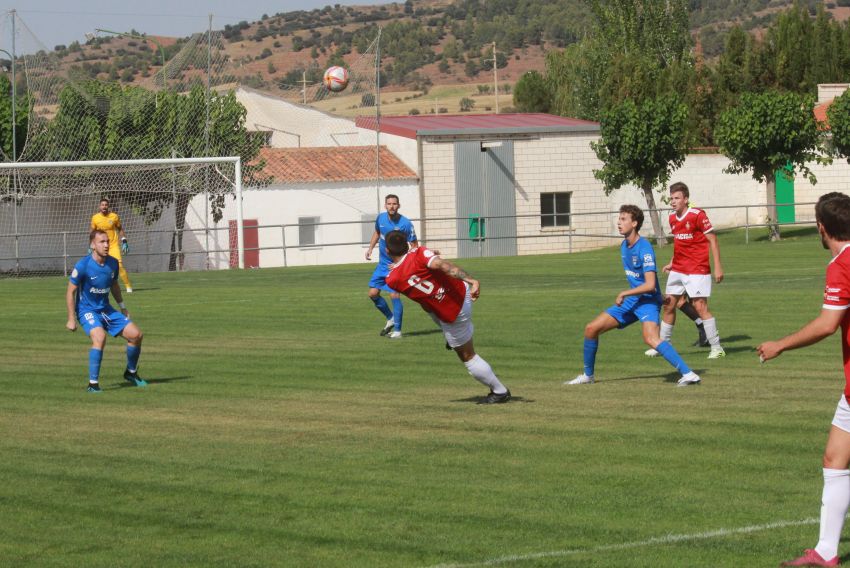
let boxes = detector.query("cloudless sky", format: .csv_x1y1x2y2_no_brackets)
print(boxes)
0,0,392,54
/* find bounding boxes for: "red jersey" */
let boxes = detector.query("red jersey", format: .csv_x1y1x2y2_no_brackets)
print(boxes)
824,244,850,399
386,247,467,323
669,208,714,275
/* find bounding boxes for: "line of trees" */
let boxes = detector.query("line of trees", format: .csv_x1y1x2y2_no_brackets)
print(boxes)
515,0,850,242
9,81,266,267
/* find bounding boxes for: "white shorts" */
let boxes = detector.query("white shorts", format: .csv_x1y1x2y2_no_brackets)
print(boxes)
431,289,474,348
832,395,850,434
665,270,712,298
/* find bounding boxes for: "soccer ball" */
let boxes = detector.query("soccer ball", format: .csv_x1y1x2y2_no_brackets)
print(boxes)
323,66,349,93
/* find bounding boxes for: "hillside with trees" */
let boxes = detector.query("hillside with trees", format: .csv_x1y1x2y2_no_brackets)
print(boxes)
13,0,849,99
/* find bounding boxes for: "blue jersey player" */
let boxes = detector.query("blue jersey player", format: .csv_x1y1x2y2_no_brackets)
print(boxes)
566,205,701,387
365,194,418,338
65,229,146,392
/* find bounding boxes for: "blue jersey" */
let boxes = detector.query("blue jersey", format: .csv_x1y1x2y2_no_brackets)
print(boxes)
621,237,662,302
69,255,119,314
375,212,416,267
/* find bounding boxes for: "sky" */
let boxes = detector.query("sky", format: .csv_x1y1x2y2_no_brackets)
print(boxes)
0,0,390,54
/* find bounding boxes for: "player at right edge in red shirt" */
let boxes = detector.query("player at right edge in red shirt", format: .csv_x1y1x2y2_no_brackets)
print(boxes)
758,192,850,567
384,230,512,404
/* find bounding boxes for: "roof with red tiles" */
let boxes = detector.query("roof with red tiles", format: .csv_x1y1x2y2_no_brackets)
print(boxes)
815,100,833,128
254,146,417,184
356,113,600,139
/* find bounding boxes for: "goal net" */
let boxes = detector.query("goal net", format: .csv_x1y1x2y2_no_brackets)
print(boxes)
0,157,243,277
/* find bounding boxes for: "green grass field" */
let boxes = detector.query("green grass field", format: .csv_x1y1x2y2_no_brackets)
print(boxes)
0,227,844,567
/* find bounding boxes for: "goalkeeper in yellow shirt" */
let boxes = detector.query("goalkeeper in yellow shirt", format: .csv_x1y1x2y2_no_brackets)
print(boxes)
90,197,133,293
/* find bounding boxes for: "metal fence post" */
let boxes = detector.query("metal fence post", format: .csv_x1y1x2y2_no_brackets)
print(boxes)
281,225,288,267
745,205,749,245
62,232,68,276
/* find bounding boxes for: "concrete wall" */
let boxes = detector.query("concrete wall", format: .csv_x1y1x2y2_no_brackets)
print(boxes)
419,135,850,259
182,180,420,269
237,87,378,149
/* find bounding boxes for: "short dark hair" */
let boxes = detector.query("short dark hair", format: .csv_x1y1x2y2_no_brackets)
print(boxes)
619,204,644,232
669,182,689,199
815,192,850,241
89,229,107,243
99,197,109,204
385,194,399,203
386,230,409,257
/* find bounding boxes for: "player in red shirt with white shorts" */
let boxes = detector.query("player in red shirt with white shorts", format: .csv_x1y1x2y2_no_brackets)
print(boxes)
758,192,850,567
656,181,726,359
384,230,511,404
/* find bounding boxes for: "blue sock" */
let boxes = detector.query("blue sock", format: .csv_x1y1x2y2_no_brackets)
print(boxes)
583,338,598,377
371,296,393,319
127,345,141,373
89,348,103,383
392,297,403,331
656,341,692,375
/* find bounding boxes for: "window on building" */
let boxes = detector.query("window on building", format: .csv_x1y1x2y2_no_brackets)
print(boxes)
298,216,320,246
361,213,375,245
540,192,571,227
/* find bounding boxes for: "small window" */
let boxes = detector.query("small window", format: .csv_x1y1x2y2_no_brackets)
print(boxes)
298,216,319,246
541,192,571,227
361,213,375,245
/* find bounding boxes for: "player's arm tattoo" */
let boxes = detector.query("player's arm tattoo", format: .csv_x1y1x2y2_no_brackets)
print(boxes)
440,260,472,282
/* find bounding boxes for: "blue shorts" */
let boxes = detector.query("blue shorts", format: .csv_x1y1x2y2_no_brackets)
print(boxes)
78,306,132,337
605,297,661,328
369,264,397,293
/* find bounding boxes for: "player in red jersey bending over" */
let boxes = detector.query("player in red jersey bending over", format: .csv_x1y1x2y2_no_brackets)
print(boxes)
648,181,726,359
384,230,511,404
758,192,850,567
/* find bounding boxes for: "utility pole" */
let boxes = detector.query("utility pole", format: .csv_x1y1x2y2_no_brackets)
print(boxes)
301,71,307,104
11,9,16,161
492,41,499,114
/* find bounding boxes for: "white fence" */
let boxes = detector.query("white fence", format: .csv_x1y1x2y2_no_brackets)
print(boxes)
0,201,819,277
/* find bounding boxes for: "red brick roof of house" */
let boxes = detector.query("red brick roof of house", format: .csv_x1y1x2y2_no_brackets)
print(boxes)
815,100,833,128
253,146,417,184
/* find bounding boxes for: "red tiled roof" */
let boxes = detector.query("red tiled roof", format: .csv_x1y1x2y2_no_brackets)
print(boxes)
815,100,833,129
356,113,599,139
253,146,417,184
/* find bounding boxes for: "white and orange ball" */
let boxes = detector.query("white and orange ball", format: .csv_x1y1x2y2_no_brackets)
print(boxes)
323,66,350,93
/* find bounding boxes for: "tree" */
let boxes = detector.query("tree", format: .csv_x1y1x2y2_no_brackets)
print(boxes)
827,89,850,162
0,74,30,160
590,95,689,245
544,0,691,121
27,82,265,268
715,90,823,241
513,70,551,113
459,97,475,112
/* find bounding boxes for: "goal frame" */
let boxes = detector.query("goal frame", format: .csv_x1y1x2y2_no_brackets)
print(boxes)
0,156,246,270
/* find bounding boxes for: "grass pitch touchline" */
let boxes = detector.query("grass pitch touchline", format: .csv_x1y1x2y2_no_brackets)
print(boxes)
424,518,819,568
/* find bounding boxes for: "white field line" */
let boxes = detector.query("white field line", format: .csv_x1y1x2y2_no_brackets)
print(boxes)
423,517,819,568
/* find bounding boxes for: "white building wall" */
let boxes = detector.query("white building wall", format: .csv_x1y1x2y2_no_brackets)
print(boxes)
237,87,378,148
420,140,458,257
420,135,850,259
368,131,418,171
182,180,420,269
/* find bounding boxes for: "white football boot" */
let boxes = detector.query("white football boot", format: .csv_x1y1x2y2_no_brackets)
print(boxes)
565,373,595,385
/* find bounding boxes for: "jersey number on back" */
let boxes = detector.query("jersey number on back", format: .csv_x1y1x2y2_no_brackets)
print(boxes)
408,275,434,294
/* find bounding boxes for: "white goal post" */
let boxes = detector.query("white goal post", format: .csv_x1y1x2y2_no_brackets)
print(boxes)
0,156,245,276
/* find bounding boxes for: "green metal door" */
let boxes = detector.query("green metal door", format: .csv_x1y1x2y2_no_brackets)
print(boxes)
775,166,795,224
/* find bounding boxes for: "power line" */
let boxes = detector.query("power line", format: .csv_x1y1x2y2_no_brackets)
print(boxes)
14,9,247,22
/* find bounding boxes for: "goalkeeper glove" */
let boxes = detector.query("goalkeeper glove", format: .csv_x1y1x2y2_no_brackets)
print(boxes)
120,238,130,255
